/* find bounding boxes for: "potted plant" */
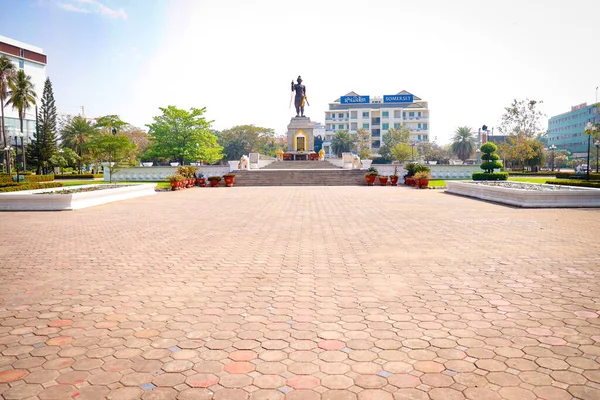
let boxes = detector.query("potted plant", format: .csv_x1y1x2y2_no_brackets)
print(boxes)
197,173,206,187
379,175,389,186
414,170,431,188
390,165,400,186
207,176,222,187
365,167,378,186
223,173,236,187
404,162,418,186
166,174,185,191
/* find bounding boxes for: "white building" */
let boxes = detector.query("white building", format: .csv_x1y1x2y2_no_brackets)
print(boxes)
0,35,47,147
323,90,429,156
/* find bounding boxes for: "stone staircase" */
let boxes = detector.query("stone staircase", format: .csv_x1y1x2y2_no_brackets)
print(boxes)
260,160,340,170
233,169,366,186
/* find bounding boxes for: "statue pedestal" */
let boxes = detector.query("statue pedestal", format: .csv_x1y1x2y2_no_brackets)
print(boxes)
287,117,314,153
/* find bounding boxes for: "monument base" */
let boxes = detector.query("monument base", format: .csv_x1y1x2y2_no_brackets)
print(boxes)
287,117,315,154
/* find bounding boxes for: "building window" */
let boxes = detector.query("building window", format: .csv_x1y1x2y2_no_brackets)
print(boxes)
423,123,428,130
350,111,357,119
403,112,407,119
394,110,401,118
20,49,24,57
418,123,422,129
363,123,369,129
351,123,357,130
382,111,389,118
338,113,344,118
382,123,389,130
418,135,422,140
409,112,414,118
362,111,369,118
423,135,428,141
394,123,401,129
339,125,344,130
418,112,421,117
18,59,24,69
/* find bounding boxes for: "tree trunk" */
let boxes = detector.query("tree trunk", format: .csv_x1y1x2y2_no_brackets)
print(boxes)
1,97,10,175
19,114,26,171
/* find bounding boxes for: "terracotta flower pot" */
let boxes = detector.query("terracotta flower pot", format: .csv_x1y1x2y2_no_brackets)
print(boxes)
390,176,399,186
224,176,235,187
379,176,389,186
419,178,430,188
209,179,220,187
198,178,206,187
365,175,377,186
170,181,179,191
405,177,415,186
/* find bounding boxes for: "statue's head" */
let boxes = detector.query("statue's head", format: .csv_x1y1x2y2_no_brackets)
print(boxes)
297,76,302,84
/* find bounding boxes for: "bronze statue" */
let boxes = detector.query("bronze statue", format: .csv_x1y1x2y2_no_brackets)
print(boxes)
291,76,308,117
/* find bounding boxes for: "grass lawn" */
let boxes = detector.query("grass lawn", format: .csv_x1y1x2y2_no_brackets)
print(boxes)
429,179,447,187
60,180,170,190
508,177,552,184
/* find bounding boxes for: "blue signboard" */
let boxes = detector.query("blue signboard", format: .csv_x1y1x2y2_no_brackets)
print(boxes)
340,95,370,104
383,94,414,103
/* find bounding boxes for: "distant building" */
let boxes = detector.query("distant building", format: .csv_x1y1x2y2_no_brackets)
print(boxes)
324,90,429,157
0,35,47,147
547,102,600,158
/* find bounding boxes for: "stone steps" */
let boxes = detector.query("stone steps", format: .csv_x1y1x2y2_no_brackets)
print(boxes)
233,170,367,186
260,160,340,170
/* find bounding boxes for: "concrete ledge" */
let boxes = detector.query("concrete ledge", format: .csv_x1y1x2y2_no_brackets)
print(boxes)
446,181,600,208
0,184,157,211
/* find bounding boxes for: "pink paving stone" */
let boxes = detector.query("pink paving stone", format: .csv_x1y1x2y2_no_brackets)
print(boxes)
228,350,257,361
287,375,320,389
0,369,28,383
186,373,219,387
318,340,346,350
224,361,256,374
45,336,73,346
388,374,421,388
48,319,73,327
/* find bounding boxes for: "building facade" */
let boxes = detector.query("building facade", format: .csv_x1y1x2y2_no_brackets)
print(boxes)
323,90,429,156
0,35,47,147
547,102,600,158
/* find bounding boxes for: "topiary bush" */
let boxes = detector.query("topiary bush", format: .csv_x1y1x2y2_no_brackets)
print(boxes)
472,172,509,181
479,142,503,173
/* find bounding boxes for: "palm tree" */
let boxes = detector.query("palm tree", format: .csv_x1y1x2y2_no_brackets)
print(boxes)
61,116,95,173
7,70,37,171
331,130,354,157
0,55,17,173
451,126,476,162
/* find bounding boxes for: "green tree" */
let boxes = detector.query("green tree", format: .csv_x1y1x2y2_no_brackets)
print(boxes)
95,114,129,134
379,125,411,161
48,148,81,172
86,133,136,183
6,69,37,171
498,133,536,171
479,142,503,173
331,130,354,157
354,128,371,159
499,98,545,138
0,55,17,173
29,78,58,174
390,142,412,164
146,106,223,165
61,116,95,173
219,125,275,160
451,126,476,162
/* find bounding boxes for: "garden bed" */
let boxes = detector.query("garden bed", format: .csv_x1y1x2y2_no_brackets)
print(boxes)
0,184,157,211
446,181,600,208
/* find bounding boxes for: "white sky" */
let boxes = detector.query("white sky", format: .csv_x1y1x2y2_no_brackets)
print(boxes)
126,0,600,144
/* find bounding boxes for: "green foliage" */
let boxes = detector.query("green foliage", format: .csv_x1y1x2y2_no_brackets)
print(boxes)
499,98,545,138
29,78,58,174
354,128,371,158
61,116,95,172
6,70,37,172
177,166,197,178
223,173,236,178
331,130,354,157
53,174,103,179
358,148,371,160
472,172,509,181
451,126,475,162
379,125,411,161
481,161,503,171
146,106,223,164
547,179,600,188
95,115,128,133
0,173,11,183
166,174,185,182
218,125,276,160
24,175,54,182
390,142,412,163
365,166,379,176
479,142,503,173
1,55,17,172
480,142,497,154
555,172,600,181
404,162,419,177
414,170,431,180
207,176,222,181
0,182,63,192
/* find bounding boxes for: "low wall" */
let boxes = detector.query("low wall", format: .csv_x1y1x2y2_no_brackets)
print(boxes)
326,159,479,179
106,166,230,182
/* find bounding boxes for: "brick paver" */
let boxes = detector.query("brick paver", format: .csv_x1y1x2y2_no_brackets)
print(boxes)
1,186,600,399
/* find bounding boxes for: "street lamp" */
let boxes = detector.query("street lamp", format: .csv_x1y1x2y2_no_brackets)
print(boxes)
112,127,117,136
585,122,598,181
595,140,600,173
549,144,557,172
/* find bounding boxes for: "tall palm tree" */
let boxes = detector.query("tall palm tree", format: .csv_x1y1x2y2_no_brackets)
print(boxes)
451,126,476,162
0,55,17,174
7,70,37,171
61,116,95,173
331,130,354,157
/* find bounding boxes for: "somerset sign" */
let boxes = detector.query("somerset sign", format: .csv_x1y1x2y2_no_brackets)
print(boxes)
383,94,414,103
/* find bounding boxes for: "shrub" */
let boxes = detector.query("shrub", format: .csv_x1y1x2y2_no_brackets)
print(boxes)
53,174,102,179
546,179,600,188
365,166,378,176
207,176,222,181
0,182,64,192
479,142,503,173
0,182,19,188
472,172,509,181
404,162,418,177
509,171,556,176
223,173,236,178
555,172,600,181
24,175,54,183
165,174,185,182
0,174,11,184
414,171,431,180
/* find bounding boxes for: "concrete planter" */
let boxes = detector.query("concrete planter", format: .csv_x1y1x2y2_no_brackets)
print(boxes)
446,181,600,208
0,184,157,211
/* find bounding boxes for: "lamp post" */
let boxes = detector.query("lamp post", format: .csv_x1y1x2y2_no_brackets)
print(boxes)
595,140,600,173
549,144,557,172
585,123,598,181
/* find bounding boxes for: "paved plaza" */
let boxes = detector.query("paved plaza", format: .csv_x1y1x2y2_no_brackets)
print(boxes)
1,186,600,400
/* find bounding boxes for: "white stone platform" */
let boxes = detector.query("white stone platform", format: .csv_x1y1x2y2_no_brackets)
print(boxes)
446,181,600,208
0,184,157,211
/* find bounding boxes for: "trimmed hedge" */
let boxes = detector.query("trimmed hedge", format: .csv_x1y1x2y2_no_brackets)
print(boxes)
24,175,54,182
0,182,64,192
508,171,556,176
546,180,600,189
53,174,103,179
0,182,19,188
472,172,509,181
555,172,600,181
0,174,11,183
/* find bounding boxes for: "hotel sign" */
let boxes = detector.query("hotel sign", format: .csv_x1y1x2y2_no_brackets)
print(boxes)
571,103,587,111
340,95,370,104
384,94,414,103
